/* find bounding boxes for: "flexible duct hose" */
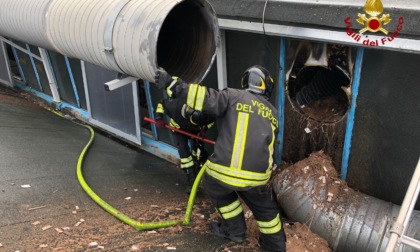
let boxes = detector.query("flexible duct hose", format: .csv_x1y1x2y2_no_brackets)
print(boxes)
272,152,420,252
49,109,203,231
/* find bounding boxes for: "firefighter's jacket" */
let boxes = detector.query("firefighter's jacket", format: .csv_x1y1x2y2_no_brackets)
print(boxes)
172,82,279,190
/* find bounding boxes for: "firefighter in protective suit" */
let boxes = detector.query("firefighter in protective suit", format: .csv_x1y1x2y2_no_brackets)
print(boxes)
155,66,286,252
154,94,214,193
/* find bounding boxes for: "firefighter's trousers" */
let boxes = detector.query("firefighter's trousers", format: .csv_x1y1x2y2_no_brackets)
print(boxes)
202,174,286,251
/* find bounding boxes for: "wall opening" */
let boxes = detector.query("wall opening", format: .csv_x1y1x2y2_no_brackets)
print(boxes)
286,43,352,123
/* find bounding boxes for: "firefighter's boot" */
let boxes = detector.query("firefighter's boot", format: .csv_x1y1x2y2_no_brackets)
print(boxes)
185,168,196,194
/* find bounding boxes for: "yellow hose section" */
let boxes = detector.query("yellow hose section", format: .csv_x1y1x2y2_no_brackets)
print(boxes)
48,109,202,231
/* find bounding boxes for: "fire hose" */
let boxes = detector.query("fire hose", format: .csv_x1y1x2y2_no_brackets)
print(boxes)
50,109,215,231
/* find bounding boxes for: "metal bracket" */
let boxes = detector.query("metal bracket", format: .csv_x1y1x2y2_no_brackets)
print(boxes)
389,221,404,236
105,75,139,91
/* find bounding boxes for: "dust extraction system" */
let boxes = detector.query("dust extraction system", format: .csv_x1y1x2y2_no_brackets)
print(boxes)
0,0,219,83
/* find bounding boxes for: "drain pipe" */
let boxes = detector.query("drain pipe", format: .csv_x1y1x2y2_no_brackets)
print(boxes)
272,152,420,252
0,0,219,83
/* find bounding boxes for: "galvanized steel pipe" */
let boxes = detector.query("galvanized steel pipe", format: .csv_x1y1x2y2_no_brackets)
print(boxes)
272,153,420,252
0,0,219,83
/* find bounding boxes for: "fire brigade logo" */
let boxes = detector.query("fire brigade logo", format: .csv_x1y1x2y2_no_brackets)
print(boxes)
356,0,391,34
344,0,404,47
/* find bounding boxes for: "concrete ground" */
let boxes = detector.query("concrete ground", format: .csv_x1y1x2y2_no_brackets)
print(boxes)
0,88,261,251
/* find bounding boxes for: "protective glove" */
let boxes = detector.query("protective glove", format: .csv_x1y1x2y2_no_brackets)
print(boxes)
155,112,166,129
155,118,166,129
199,126,207,138
155,67,174,89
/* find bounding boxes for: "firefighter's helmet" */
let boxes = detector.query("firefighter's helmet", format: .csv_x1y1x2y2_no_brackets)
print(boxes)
241,65,275,99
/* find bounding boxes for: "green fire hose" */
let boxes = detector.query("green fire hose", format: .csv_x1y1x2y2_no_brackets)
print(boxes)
50,109,205,231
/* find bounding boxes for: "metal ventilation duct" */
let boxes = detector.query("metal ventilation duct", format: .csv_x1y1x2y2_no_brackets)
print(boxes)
0,0,219,83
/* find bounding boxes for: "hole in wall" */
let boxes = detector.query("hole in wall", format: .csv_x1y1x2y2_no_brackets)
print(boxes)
287,43,352,123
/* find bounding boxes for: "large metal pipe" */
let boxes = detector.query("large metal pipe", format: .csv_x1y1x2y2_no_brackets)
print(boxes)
272,152,420,252
0,0,219,83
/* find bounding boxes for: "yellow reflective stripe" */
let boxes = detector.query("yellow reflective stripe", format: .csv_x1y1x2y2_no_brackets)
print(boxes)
219,199,241,213
187,84,199,108
221,205,243,220
156,103,164,113
207,122,214,128
230,112,249,169
180,161,194,169
180,156,193,163
267,124,276,170
219,199,243,219
207,160,271,181
169,119,180,129
194,86,206,111
205,166,269,188
166,78,179,97
257,214,282,234
180,156,194,168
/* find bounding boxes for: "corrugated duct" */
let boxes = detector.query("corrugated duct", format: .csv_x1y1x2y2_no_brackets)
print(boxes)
272,152,420,252
0,0,219,83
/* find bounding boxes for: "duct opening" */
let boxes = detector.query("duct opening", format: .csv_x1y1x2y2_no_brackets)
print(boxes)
288,65,350,123
157,1,218,83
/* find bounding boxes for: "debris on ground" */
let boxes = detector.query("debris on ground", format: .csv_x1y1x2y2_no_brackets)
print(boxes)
41,225,52,231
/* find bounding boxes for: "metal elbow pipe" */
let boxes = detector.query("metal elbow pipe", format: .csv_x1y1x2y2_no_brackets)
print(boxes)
272,152,420,252
0,0,219,83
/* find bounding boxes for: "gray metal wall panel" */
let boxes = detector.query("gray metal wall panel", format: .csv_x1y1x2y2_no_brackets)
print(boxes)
84,62,136,136
348,49,420,208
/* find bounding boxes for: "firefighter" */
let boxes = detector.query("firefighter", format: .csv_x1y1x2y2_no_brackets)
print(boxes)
154,96,214,194
155,66,286,252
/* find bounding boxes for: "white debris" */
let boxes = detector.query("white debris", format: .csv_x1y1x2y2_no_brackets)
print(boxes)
167,247,176,250
75,221,82,227
318,176,326,184
80,219,85,222
244,210,253,218
28,206,46,211
39,244,48,248
175,183,179,186
88,242,98,248
327,196,332,202
62,227,70,231
175,208,182,211
151,205,159,208
147,231,157,234
313,204,318,210
75,206,79,210
334,181,341,184
32,221,41,226
72,211,77,215
98,245,105,249
21,185,31,188
131,245,139,251
134,189,138,192
303,166,310,173
200,215,205,219
41,225,52,231
304,127,311,134
327,192,334,197
125,197,132,200
0,243,3,247
323,166,328,172
54,228,63,234
163,243,169,246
